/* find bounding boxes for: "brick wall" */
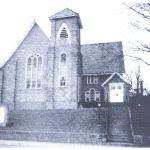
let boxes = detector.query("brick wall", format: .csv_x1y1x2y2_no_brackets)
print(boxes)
81,75,110,102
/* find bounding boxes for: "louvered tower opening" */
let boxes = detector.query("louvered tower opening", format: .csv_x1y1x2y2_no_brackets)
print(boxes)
60,27,68,38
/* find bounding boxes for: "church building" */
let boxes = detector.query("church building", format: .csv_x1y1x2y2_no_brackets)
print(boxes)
0,8,131,110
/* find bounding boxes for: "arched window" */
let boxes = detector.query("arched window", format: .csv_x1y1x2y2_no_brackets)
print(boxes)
37,56,42,88
61,53,66,63
85,89,100,102
60,53,67,87
90,89,95,101
26,58,32,88
26,55,42,89
57,23,70,40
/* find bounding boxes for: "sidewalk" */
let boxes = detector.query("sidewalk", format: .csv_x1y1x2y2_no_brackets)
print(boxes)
0,140,136,148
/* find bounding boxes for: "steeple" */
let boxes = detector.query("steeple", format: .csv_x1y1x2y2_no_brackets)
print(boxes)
49,8,82,108
49,8,82,45
49,8,82,29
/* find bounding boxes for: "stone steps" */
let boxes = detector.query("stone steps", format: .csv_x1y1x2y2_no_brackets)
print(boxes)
107,104,132,143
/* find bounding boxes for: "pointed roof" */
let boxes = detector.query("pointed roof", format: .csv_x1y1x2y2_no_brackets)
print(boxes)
0,21,50,69
49,8,82,28
101,72,131,87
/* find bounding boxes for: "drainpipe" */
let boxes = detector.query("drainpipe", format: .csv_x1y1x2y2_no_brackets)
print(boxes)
1,68,5,104
52,21,56,109
13,61,18,110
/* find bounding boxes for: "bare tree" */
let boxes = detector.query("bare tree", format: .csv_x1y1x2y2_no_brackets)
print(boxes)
125,66,144,95
123,3,150,65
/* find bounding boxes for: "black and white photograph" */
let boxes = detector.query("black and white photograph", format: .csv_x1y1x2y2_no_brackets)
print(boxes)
0,0,149,148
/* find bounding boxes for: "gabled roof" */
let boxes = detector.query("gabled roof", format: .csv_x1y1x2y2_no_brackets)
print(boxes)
0,21,50,69
49,8,82,28
101,72,131,86
81,42,125,74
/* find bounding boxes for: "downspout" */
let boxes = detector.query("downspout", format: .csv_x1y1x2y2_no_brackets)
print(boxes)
1,68,4,104
77,51,79,107
13,61,18,110
52,21,56,109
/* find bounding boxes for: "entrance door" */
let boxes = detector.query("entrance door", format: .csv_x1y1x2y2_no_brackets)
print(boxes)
109,83,124,103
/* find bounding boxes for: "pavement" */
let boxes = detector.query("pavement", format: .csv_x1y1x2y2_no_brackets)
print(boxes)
0,139,137,148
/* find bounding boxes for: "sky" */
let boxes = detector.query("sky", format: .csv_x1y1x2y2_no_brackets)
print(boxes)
0,0,150,89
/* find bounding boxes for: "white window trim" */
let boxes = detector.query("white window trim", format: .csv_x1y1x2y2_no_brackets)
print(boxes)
85,91,90,102
109,82,124,103
87,75,98,84
25,54,43,89
85,88,100,102
109,82,124,90
57,23,70,40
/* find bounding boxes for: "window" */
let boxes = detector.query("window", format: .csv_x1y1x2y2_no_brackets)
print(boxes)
85,89,100,102
60,27,68,38
87,75,98,84
90,89,95,101
85,91,90,102
60,77,66,86
95,91,100,102
61,53,66,63
26,55,42,89
117,86,122,89
111,86,115,90
57,23,70,40
60,53,67,87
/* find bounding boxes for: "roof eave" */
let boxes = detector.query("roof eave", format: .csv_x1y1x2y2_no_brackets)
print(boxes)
101,72,132,87
49,15,82,29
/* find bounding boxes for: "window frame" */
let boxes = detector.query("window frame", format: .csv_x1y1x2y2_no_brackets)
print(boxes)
59,53,67,87
87,75,98,84
84,88,100,102
25,54,43,89
57,23,70,40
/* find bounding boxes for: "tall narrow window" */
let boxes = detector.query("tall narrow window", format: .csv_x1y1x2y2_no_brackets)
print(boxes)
95,91,100,102
32,57,37,88
85,91,90,102
61,53,66,62
26,55,42,89
90,89,95,101
26,58,32,88
60,53,67,87
37,56,42,88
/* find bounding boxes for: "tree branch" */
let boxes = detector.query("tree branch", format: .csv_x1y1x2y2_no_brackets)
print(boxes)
125,54,150,65
123,3,150,21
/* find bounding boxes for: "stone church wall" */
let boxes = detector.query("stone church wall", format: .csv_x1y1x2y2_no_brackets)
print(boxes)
2,24,52,110
51,17,81,109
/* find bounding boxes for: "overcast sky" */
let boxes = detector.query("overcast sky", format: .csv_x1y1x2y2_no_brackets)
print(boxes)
0,0,150,89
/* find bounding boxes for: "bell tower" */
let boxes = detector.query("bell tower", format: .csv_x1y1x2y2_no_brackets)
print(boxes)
49,8,82,109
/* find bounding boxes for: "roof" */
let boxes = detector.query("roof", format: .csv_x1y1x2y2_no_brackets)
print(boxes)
101,72,131,86
81,42,125,74
49,8,82,28
0,21,50,69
